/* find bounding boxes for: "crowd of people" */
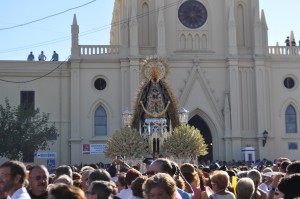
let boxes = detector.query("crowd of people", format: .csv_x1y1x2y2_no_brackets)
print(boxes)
27,51,59,61
0,156,299,199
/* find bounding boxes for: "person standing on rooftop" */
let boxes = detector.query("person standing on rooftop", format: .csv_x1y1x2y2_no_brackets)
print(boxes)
27,52,35,61
38,51,47,61
50,51,59,61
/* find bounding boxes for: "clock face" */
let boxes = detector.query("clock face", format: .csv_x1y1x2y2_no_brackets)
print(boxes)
178,0,207,29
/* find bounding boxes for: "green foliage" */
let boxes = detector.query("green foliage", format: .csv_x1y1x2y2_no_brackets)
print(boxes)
0,98,58,161
163,124,208,158
105,127,150,159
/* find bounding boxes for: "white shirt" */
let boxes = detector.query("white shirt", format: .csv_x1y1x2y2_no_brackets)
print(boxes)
10,187,31,199
119,188,132,199
38,54,47,61
259,183,269,193
112,176,118,182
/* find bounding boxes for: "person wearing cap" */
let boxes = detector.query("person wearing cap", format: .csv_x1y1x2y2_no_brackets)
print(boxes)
209,163,220,172
258,167,273,193
143,158,153,174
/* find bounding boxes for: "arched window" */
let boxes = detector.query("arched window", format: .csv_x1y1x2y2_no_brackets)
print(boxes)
95,106,107,136
201,34,207,50
180,34,186,50
187,34,193,50
141,2,150,46
285,105,297,133
237,4,246,47
194,34,200,50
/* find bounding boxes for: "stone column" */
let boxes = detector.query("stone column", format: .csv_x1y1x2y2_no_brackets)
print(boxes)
228,58,242,160
129,0,139,56
129,58,140,104
227,0,237,55
156,0,166,56
224,93,232,161
254,58,269,159
70,61,82,164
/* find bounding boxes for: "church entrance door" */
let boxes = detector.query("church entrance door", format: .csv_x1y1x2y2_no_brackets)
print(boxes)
188,115,213,163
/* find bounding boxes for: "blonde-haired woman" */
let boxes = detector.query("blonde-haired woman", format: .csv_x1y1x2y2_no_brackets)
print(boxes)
209,171,235,199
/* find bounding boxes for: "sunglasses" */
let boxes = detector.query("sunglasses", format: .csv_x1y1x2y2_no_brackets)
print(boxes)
31,175,48,181
146,171,158,176
85,191,95,196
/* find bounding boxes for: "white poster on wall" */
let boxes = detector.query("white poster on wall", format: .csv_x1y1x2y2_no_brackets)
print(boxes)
90,144,107,154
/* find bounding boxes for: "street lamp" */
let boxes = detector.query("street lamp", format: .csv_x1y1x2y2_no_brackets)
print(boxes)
122,108,133,127
262,130,269,147
179,107,189,125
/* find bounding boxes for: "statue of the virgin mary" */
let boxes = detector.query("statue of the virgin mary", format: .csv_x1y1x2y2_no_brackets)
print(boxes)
131,57,180,131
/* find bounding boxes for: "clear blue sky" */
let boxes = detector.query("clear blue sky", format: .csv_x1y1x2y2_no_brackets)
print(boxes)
0,0,298,61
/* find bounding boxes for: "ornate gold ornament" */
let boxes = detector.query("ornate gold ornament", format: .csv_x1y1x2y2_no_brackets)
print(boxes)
140,56,170,82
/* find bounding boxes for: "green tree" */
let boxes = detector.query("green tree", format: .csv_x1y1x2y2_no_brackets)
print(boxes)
0,98,58,161
162,124,208,158
105,127,150,159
